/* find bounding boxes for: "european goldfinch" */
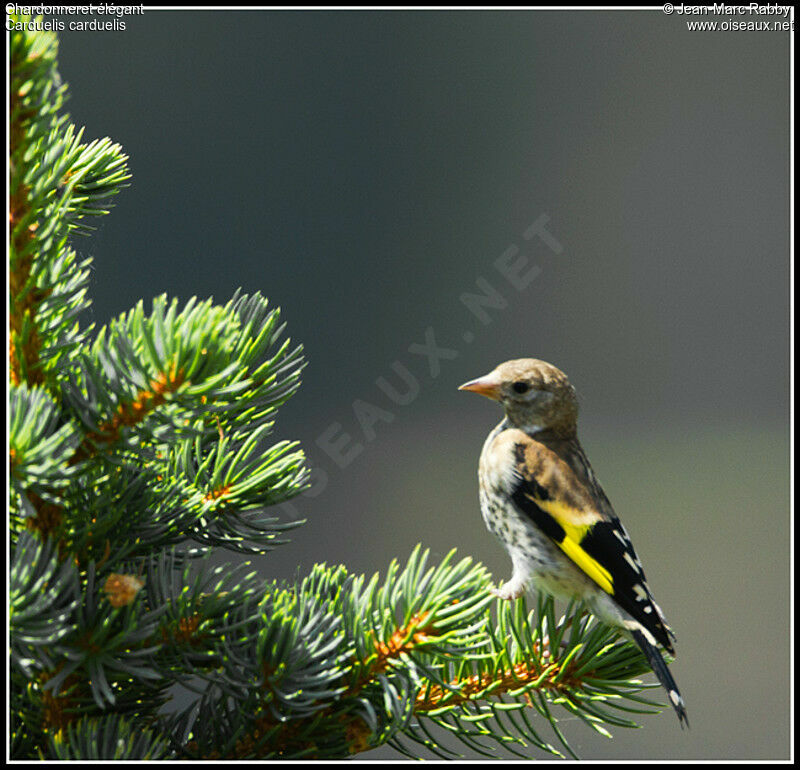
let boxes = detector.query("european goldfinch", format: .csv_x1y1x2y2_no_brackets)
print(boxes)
459,358,688,727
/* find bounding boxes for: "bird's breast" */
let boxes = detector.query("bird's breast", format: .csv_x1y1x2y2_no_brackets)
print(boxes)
477,423,526,537
477,423,528,496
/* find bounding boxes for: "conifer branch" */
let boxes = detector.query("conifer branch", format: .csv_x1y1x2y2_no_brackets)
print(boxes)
9,16,673,760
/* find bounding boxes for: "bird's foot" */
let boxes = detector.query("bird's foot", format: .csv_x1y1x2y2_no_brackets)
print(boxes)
491,580,527,602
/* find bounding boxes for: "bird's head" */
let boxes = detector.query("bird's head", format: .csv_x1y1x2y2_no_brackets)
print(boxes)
459,358,579,437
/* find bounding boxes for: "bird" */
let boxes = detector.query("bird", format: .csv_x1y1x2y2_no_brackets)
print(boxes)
459,358,688,728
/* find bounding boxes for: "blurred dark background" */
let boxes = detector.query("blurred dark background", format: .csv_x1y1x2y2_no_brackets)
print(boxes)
54,9,789,760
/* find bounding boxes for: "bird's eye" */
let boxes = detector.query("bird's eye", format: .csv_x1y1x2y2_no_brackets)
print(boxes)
512,381,529,394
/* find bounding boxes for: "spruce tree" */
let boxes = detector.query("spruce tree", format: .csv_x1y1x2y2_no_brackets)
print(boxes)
9,16,670,760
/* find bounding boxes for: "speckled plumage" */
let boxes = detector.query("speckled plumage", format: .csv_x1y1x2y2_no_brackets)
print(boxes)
460,358,688,727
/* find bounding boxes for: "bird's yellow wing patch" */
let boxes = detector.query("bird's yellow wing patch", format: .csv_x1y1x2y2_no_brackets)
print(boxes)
525,494,614,595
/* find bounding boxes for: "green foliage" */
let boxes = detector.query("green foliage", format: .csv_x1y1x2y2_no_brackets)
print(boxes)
48,714,171,760
10,19,128,386
9,15,669,760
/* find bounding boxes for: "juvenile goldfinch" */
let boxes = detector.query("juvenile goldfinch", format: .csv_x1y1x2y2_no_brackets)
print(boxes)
460,358,688,728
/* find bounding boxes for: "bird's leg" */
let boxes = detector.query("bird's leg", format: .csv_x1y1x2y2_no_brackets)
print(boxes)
491,556,531,601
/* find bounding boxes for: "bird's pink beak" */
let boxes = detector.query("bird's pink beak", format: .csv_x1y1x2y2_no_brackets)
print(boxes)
458,373,501,400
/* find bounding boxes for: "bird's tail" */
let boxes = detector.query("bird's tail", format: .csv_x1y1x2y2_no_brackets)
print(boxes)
631,628,689,729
